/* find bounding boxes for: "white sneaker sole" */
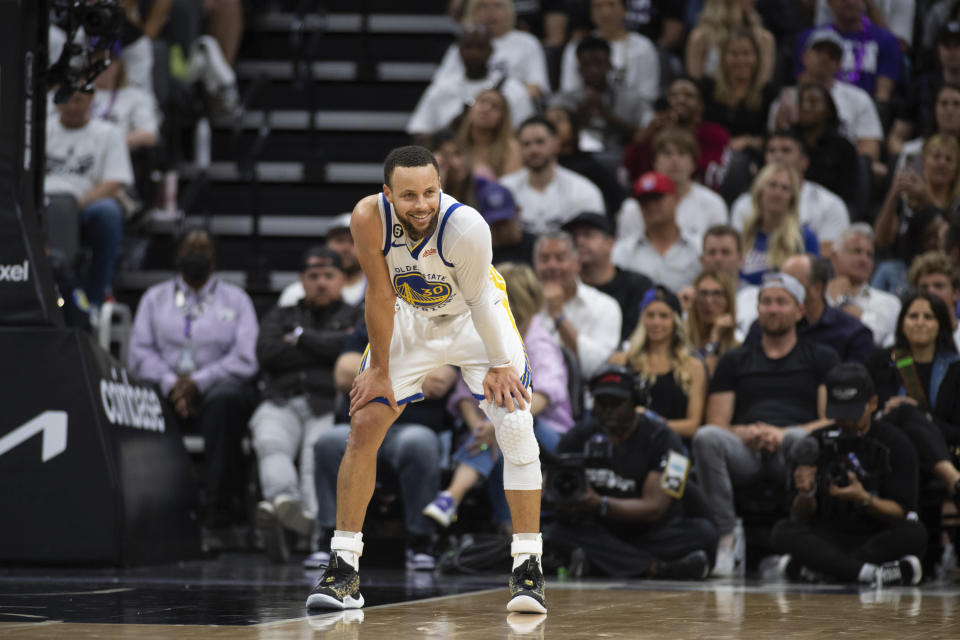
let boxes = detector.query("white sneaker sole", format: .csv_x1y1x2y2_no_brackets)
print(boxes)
506,594,547,614
422,503,455,528
305,592,364,610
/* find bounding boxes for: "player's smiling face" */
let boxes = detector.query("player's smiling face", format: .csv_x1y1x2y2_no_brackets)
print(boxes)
384,164,442,242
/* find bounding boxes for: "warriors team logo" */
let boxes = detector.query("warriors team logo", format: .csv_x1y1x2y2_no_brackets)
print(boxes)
393,272,452,309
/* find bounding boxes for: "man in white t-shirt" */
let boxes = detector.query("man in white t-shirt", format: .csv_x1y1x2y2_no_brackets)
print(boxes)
500,116,607,234
91,57,160,149
730,131,850,256
279,212,367,308
406,25,534,138
44,88,133,307
618,128,727,252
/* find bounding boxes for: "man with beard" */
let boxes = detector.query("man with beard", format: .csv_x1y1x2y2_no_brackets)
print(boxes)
692,272,839,577
278,213,367,308
128,228,259,534
305,146,546,614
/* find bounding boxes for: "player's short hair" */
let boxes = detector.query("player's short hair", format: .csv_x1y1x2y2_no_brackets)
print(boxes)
383,145,439,187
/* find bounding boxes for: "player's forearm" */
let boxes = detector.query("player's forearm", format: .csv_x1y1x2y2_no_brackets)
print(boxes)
467,300,511,368
364,287,396,370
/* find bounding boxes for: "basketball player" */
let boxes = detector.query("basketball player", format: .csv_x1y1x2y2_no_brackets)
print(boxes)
305,146,546,614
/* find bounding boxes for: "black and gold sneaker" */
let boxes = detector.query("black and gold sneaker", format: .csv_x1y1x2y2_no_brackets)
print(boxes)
305,552,365,610
507,557,547,613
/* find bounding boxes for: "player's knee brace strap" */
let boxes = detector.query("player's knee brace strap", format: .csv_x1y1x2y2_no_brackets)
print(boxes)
481,400,539,466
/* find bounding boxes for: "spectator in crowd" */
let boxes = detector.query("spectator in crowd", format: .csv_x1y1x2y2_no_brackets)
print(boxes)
435,0,550,98
827,224,902,347
534,231,622,378
867,291,960,507
613,172,701,294
432,129,476,207
686,270,740,375
501,116,606,234
619,128,728,251
740,163,820,286
423,263,573,530
771,363,926,586
792,84,862,209
558,0,659,108
44,88,132,308
744,254,875,364
909,250,960,346
623,0,686,52
475,178,537,266
456,87,522,179
251,247,362,562
731,131,851,257
128,228,259,532
610,286,708,442
279,213,367,309
922,2,960,51
624,76,730,190
551,36,650,153
685,0,776,83
693,272,839,577
873,205,947,298
561,212,652,344
544,365,717,579
407,25,534,141
699,225,764,338
814,0,915,49
894,83,960,174
92,55,159,150
796,0,903,102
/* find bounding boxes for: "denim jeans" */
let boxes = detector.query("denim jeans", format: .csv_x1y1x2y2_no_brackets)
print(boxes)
80,198,124,305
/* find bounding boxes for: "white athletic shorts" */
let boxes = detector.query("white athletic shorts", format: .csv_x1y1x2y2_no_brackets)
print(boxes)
358,299,531,406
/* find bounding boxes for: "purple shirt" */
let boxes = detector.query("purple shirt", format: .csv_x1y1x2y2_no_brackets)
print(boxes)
796,22,902,95
128,276,259,396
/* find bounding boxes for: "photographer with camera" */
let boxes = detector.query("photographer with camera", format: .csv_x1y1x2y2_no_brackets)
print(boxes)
543,365,717,579
771,363,927,586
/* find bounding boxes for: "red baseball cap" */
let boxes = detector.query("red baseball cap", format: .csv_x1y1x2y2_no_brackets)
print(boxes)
633,171,676,197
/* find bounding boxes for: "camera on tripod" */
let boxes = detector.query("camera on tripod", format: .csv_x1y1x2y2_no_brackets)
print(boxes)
543,432,613,504
47,0,126,103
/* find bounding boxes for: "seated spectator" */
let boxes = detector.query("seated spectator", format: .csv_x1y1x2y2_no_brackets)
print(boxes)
687,270,741,375
44,88,132,308
457,88,522,179
740,163,820,286
406,25,533,140
501,116,606,234
827,224,902,347
562,212,652,344
613,172,701,294
92,55,159,150
435,0,550,98
619,128,728,251
623,0,685,53
544,365,718,579
699,225,763,339
685,0,775,83
142,0,243,66
422,263,573,530
128,228,259,532
922,2,960,51
624,76,730,190
432,129,477,207
475,178,537,266
815,0,915,48
895,84,960,175
873,206,947,299
745,255,875,364
693,272,838,577
251,247,363,562
909,251,960,346
793,84,862,210
867,291,960,508
731,130,851,257
771,363,926,586
551,36,649,154
279,213,367,308
796,0,903,103
610,286,707,441
559,0,659,106
534,231,622,378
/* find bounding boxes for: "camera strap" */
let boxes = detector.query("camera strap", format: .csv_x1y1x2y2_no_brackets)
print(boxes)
891,349,930,412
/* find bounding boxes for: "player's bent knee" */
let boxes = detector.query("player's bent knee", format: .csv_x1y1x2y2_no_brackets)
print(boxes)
503,457,542,491
487,405,538,466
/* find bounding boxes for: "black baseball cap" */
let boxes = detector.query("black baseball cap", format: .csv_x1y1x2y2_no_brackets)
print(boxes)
590,365,636,400
825,362,876,421
300,245,343,272
561,212,613,236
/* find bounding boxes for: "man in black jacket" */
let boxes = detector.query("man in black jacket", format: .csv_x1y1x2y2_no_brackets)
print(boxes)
251,246,362,562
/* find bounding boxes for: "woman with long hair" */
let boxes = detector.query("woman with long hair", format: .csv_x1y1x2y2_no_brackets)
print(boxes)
457,88,522,180
685,0,775,83
686,270,740,376
611,286,707,441
741,163,820,285
793,83,860,207
868,291,960,507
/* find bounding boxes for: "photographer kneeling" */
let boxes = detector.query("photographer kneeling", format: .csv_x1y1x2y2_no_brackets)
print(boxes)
771,363,927,586
543,365,718,579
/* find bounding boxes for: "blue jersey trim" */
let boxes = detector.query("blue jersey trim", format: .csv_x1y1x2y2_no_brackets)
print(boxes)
372,392,424,407
381,193,393,256
436,202,463,268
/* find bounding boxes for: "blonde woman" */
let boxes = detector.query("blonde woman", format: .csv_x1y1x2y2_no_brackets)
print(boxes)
611,286,706,441
685,0,775,83
687,270,740,376
457,88,522,179
741,162,820,285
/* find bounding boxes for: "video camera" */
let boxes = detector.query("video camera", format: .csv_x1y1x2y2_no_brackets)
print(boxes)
791,428,868,489
543,432,613,504
46,0,126,103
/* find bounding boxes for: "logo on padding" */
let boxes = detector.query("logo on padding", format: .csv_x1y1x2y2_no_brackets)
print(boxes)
393,272,451,309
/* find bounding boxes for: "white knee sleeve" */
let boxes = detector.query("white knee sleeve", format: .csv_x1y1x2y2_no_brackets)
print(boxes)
479,400,541,490
502,456,542,490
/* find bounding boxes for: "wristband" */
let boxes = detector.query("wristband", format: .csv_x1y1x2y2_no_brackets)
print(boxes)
553,314,566,330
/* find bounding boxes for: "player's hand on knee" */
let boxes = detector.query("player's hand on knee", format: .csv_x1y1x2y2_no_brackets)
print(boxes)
483,366,530,412
349,366,398,414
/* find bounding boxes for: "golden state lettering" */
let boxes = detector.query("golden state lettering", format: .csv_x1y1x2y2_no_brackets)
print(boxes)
393,271,452,309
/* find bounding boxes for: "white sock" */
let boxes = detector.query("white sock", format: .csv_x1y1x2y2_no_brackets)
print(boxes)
331,530,363,571
511,533,542,571
858,562,878,583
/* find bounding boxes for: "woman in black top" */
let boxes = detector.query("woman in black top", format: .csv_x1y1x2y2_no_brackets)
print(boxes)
794,84,860,209
867,292,960,504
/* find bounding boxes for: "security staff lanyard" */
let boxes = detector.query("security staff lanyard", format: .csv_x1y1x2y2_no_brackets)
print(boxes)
175,280,217,373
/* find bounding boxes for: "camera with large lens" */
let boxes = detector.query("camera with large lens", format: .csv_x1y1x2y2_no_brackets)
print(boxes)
47,0,125,102
544,432,613,504
816,428,867,488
